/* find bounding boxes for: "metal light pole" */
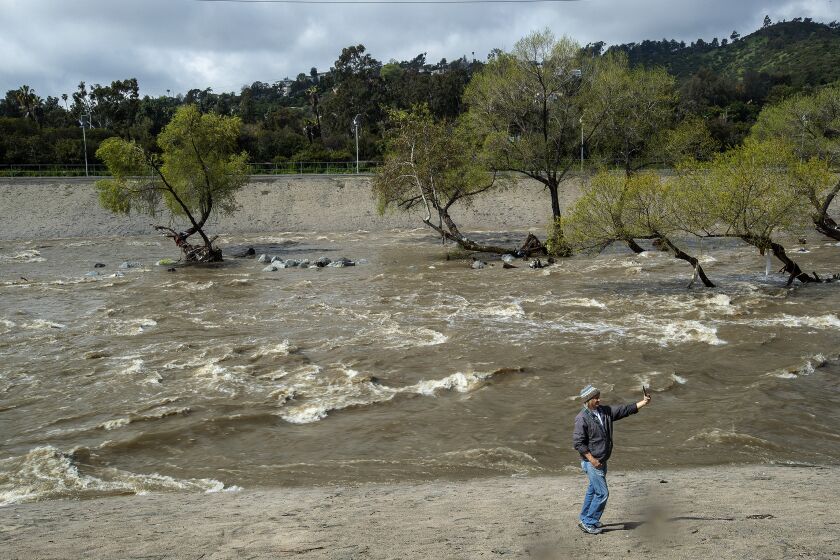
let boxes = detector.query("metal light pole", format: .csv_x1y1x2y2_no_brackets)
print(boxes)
353,114,361,174
79,112,90,177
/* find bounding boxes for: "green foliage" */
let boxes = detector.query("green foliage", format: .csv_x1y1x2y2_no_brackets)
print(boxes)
675,138,828,242
373,105,500,217
564,170,667,250
464,30,587,177
751,83,840,166
662,116,719,164
545,217,572,257
611,20,840,87
566,137,830,252
95,105,248,222
586,52,678,170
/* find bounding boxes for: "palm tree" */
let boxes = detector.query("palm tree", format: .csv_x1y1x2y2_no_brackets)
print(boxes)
15,85,43,125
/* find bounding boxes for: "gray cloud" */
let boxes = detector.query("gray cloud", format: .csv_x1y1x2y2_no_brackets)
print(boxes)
1,0,837,98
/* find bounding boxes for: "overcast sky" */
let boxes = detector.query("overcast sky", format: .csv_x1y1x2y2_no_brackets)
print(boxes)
1,0,837,99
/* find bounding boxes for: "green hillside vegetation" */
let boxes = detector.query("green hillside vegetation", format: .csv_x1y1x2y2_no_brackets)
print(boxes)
612,19,840,87
608,19,840,147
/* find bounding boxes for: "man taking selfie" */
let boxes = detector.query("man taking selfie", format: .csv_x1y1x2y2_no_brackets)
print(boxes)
572,384,652,535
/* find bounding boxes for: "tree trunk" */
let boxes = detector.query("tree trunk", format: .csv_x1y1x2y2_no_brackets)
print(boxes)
548,182,561,220
545,181,573,256
814,214,840,241
422,218,514,254
768,240,820,285
812,177,840,241
154,225,223,262
623,238,646,254
657,234,716,288
740,235,820,285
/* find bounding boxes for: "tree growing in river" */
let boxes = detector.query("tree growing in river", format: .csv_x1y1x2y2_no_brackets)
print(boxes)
676,137,832,284
95,105,249,262
564,116,720,286
463,30,592,256
750,84,840,240
372,105,513,253
566,138,832,287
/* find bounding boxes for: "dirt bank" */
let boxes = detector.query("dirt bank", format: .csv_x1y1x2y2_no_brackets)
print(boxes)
0,175,578,240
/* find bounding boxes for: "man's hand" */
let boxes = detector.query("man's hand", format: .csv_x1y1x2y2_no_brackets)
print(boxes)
584,453,602,469
636,391,652,409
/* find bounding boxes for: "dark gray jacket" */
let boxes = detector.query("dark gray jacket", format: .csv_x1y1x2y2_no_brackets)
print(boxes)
573,403,638,462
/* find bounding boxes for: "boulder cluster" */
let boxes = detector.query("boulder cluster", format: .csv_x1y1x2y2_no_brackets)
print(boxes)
259,254,362,271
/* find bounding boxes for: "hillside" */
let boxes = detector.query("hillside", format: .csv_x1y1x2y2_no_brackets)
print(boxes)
611,20,840,87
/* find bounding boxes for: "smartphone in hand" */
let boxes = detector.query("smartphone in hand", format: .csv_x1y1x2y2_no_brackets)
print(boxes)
642,385,651,397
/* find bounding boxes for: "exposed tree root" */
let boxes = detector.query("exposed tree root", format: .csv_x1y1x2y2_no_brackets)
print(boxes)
154,225,222,262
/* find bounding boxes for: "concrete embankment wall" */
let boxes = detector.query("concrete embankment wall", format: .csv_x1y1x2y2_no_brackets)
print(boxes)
0,175,581,240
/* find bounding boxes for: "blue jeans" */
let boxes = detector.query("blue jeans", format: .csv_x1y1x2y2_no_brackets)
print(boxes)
580,460,609,526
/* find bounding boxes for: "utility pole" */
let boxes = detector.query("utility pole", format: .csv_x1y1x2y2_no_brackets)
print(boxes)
353,114,361,174
80,111,90,177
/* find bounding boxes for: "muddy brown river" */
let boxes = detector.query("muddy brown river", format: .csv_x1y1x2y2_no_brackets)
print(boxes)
2,229,839,505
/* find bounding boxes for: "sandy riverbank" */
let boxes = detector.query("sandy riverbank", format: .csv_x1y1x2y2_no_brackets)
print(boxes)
0,175,573,241
2,465,837,559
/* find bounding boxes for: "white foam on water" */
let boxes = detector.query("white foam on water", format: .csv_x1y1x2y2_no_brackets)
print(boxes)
770,353,831,379
117,359,145,376
433,447,542,473
655,319,725,346
635,371,662,387
557,298,607,309
100,418,131,430
251,339,296,359
279,383,396,424
0,319,17,333
183,281,215,292
277,367,517,424
618,312,725,346
0,249,45,263
312,305,449,350
478,302,525,318
0,446,235,506
405,371,494,396
672,373,687,384
26,319,66,330
365,323,449,349
97,406,192,431
747,314,840,330
686,429,779,450
706,293,732,310
105,318,158,336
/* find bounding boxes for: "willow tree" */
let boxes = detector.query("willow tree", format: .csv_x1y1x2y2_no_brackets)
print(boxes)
677,138,832,284
372,105,512,253
95,105,248,262
564,170,717,287
751,84,840,240
463,30,596,256
563,115,719,286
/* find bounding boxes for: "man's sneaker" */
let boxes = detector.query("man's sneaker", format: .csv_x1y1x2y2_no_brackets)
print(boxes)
577,521,602,535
